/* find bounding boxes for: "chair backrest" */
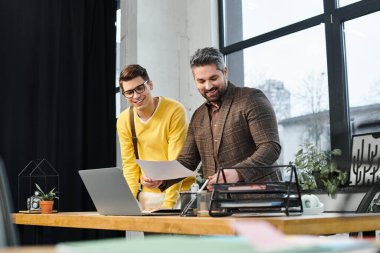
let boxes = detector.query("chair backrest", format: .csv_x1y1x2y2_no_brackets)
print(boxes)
349,132,380,186
0,157,19,248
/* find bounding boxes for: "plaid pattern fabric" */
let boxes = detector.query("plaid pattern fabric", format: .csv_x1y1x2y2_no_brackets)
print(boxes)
178,82,281,182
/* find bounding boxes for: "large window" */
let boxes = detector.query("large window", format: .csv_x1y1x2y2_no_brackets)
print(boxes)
219,0,380,170
224,0,323,46
242,25,328,164
344,12,380,134
242,0,323,41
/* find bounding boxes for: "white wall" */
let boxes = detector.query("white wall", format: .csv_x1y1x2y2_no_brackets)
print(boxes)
117,0,218,168
119,0,218,118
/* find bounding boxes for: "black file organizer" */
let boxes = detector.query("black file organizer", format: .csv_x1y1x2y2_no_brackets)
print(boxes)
209,165,303,217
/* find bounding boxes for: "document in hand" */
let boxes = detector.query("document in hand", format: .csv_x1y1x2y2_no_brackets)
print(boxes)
135,159,197,180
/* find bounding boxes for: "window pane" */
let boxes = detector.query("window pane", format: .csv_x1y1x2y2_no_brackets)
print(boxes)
339,0,361,7
223,0,323,46
345,12,380,134
226,25,329,164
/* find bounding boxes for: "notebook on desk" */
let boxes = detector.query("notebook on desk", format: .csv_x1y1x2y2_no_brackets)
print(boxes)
78,167,181,216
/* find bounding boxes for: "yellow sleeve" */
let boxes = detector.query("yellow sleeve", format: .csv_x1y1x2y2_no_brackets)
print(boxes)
116,109,141,198
161,182,182,208
162,103,189,208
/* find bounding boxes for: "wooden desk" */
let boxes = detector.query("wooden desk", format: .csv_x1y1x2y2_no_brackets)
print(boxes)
12,212,380,235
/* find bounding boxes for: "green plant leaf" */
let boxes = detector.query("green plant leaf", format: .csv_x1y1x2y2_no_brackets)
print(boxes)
35,183,46,195
291,144,347,196
35,183,57,201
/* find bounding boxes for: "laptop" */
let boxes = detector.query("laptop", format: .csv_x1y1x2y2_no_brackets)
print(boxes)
79,167,181,216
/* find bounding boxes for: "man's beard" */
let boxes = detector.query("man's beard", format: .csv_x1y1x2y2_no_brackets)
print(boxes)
203,79,228,102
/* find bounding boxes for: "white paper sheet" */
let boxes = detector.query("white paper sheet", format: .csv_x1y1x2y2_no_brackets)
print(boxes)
135,159,197,180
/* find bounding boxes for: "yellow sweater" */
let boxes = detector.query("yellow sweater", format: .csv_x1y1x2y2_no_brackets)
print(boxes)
117,96,194,208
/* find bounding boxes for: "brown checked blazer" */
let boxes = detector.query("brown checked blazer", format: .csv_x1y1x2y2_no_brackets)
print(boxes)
161,82,281,190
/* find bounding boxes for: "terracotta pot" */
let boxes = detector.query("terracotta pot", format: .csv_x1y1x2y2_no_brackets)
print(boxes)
40,200,54,214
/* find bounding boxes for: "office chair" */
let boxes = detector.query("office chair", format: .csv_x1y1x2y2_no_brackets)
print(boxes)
0,157,19,248
348,131,380,238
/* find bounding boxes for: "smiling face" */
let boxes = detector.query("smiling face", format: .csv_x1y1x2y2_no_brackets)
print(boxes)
192,64,228,103
121,77,153,111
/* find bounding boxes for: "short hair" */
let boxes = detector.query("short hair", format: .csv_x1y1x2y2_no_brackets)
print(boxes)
119,64,150,91
189,47,225,72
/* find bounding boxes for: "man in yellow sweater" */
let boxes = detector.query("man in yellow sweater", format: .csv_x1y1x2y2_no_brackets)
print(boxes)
117,64,193,210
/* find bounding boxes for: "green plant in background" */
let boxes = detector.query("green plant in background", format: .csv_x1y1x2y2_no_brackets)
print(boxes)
35,183,58,201
290,143,348,197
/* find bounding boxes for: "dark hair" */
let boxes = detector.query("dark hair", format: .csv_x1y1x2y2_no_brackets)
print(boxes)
189,47,225,72
119,64,150,92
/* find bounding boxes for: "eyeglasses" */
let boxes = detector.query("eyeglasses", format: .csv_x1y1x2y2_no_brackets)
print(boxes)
122,80,149,98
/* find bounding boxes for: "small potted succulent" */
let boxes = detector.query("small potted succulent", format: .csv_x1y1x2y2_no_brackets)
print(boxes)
35,183,58,214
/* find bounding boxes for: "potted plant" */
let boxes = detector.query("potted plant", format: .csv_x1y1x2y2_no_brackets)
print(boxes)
290,143,348,197
35,183,58,214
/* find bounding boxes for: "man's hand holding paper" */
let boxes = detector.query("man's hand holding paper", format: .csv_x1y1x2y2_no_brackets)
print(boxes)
141,175,163,188
135,159,197,180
